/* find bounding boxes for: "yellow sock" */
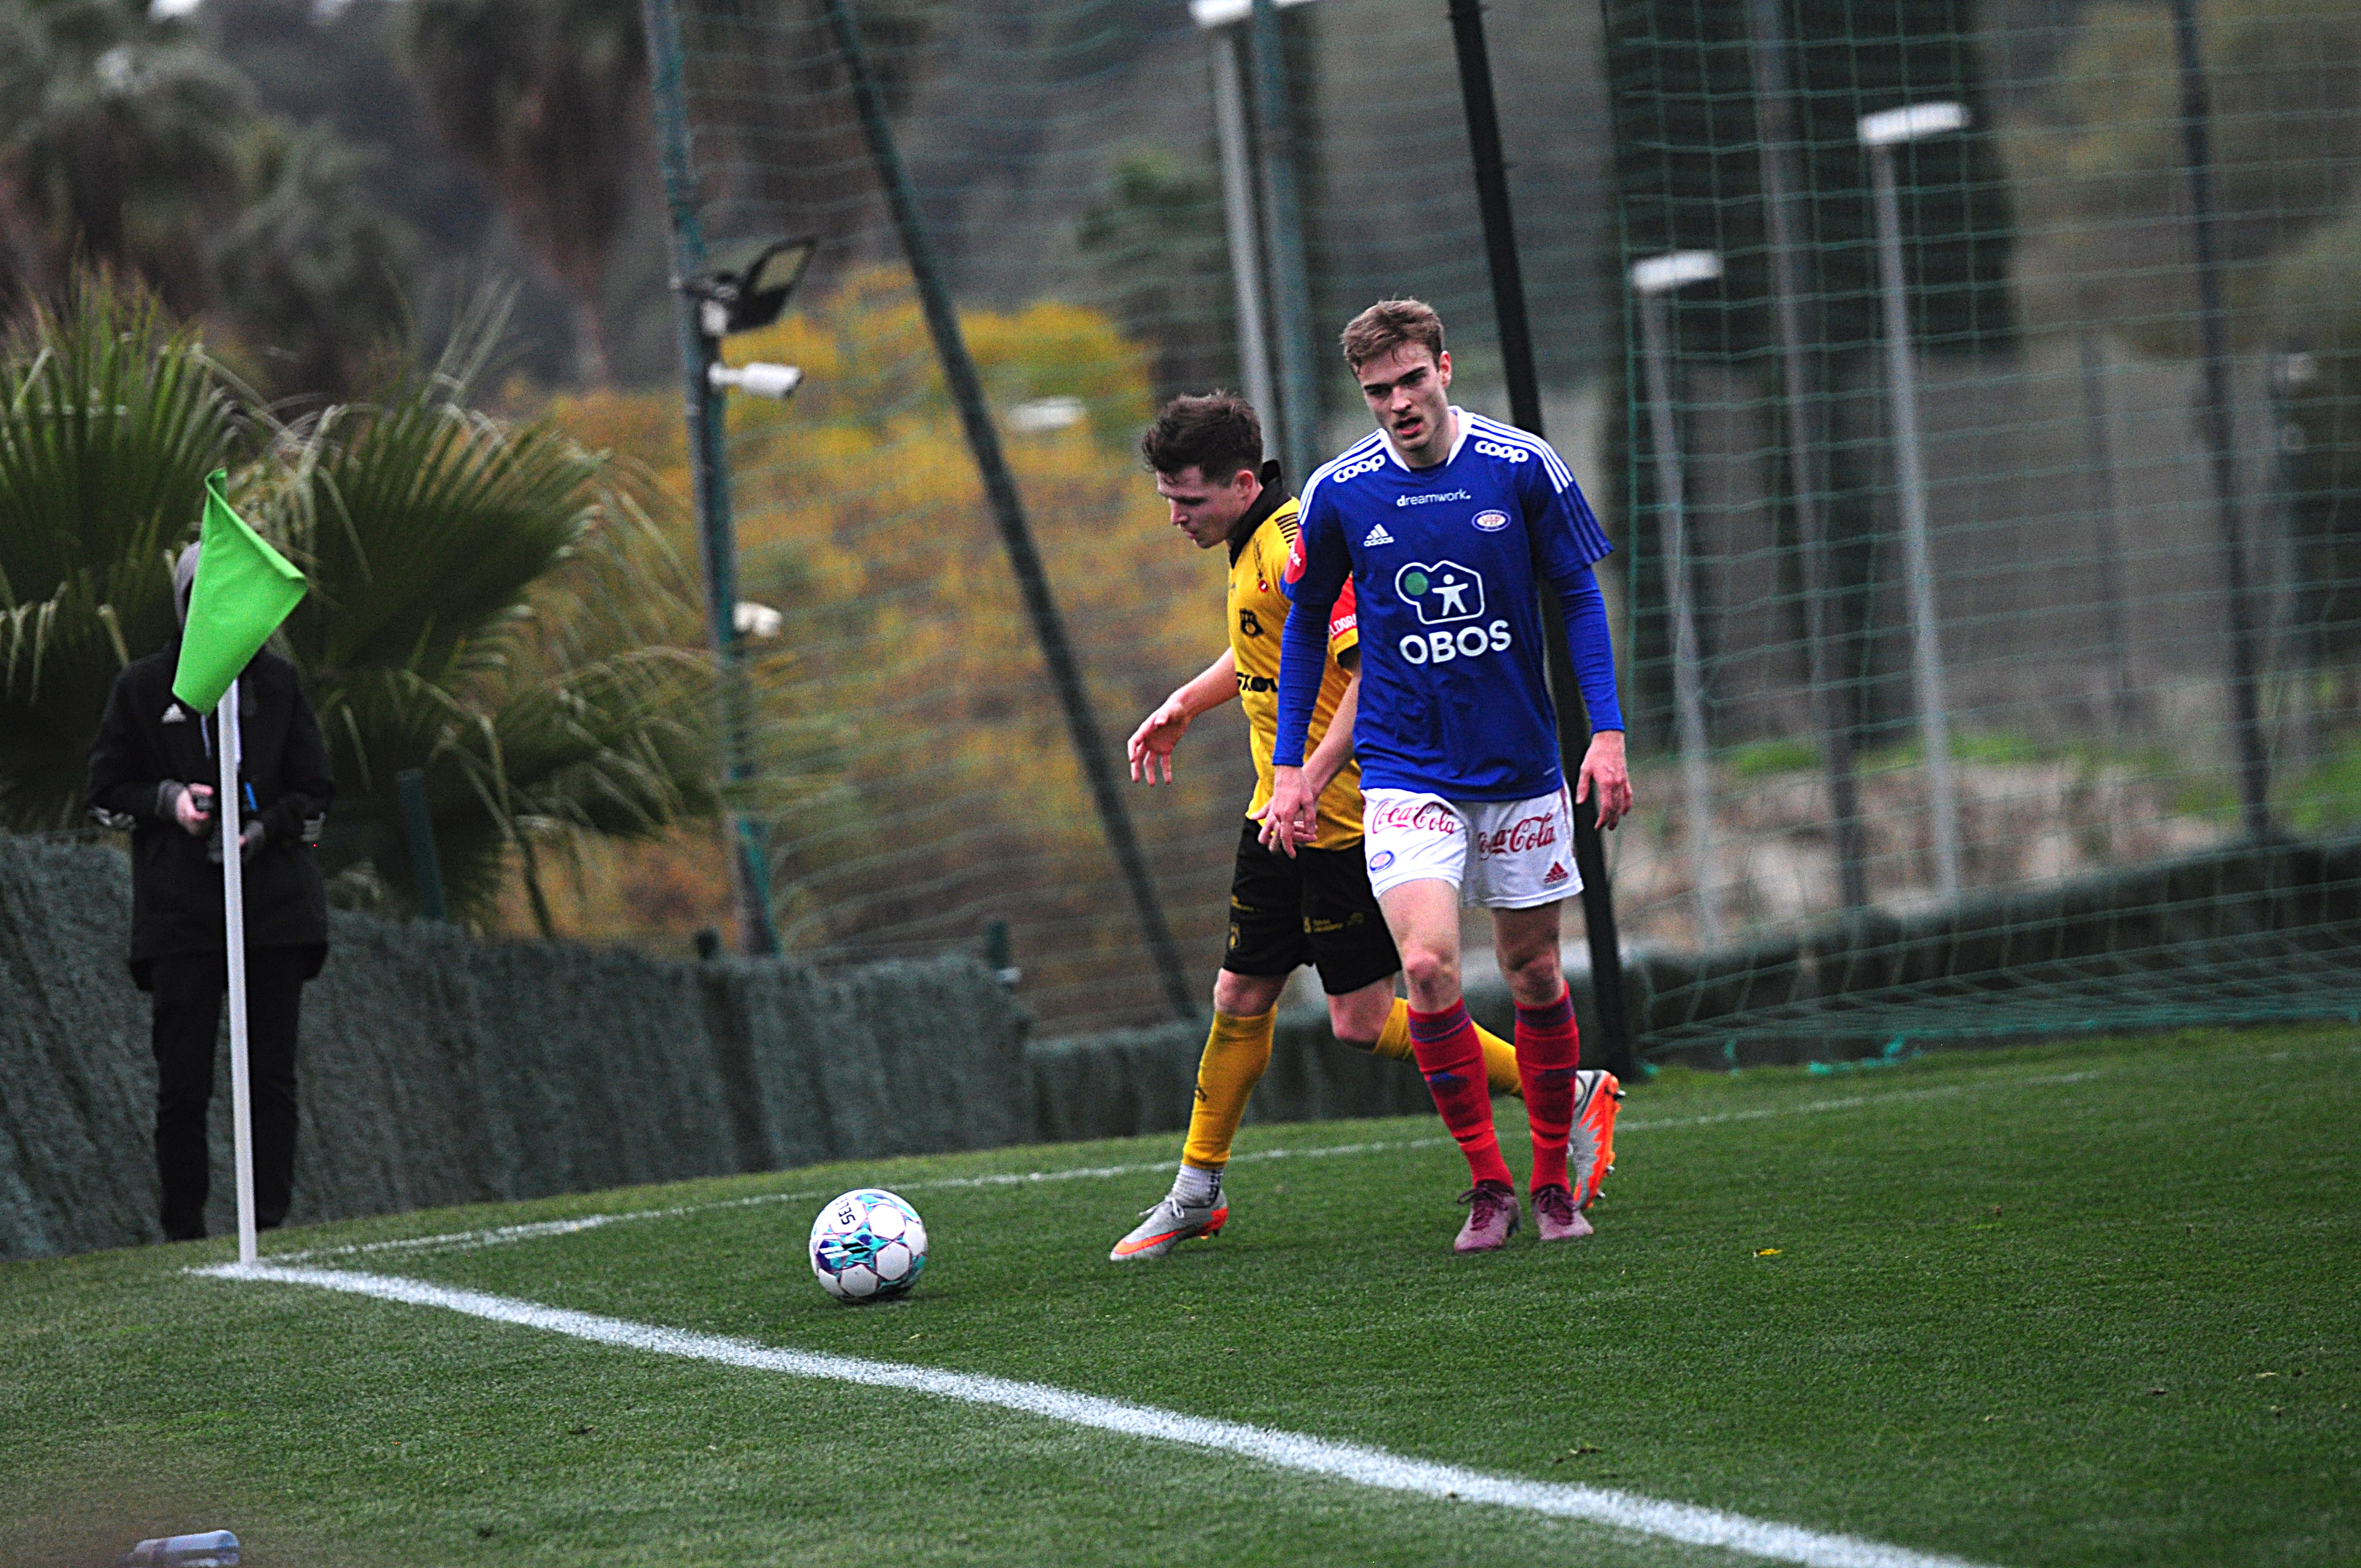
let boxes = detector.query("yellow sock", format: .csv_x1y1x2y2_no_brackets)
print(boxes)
1369,998,1522,1096
1180,1008,1276,1170
1475,1021,1523,1097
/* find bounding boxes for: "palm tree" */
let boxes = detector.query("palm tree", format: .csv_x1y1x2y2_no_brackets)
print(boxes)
396,0,646,386
0,274,247,827
0,0,254,313
208,119,417,402
0,273,716,926
265,295,716,917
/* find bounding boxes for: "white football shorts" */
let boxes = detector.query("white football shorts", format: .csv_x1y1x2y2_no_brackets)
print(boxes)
1360,786,1582,909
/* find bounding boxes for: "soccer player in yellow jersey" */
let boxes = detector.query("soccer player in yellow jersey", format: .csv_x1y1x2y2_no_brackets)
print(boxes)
1110,393,1521,1262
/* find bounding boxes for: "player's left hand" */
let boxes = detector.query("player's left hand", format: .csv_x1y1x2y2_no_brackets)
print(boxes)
1576,730,1631,831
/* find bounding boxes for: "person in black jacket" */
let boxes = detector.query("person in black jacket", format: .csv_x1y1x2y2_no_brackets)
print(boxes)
86,544,333,1243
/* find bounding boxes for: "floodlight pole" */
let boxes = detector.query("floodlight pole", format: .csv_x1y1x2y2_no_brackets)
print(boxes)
1748,0,1868,913
2075,328,2140,734
643,0,781,957
2170,0,2272,838
1860,103,1966,903
1204,23,1276,422
1446,0,1634,1077
823,0,1199,1023
1247,0,1322,487
1631,252,1724,950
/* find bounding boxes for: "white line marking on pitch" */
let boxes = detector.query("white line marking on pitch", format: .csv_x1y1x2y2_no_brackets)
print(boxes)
259,1071,2107,1266
197,1261,1996,1568
258,1136,1455,1264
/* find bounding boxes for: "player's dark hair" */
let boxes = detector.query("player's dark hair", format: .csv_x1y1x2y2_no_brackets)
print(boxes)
1140,393,1264,482
1341,298,1446,373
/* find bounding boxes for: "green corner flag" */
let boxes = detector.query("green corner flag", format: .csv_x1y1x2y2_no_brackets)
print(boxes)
171,470,307,714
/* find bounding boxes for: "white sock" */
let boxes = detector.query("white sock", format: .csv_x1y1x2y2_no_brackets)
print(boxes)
1173,1163,1222,1207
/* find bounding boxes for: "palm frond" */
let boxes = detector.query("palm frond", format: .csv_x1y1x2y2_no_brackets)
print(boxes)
0,275,723,929
268,303,607,684
0,272,253,831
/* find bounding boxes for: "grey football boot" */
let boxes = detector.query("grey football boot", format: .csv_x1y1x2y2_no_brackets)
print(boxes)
1109,1184,1230,1262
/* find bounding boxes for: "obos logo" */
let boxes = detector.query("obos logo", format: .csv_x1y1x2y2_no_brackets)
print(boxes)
1471,509,1510,532
1393,560,1511,665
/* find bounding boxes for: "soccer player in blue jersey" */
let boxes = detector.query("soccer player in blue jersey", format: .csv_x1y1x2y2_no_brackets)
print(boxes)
1263,299,1633,1253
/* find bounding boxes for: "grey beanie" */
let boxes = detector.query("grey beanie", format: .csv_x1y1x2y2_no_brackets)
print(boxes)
172,543,200,626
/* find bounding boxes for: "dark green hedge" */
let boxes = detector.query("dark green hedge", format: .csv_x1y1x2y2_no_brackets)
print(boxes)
0,835,1036,1260
1,835,1458,1260
1625,836,2361,1063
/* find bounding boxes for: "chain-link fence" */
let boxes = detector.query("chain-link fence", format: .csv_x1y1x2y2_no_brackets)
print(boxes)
652,0,2361,1049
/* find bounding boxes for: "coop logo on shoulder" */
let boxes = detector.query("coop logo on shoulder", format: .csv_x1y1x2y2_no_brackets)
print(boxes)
1471,509,1509,532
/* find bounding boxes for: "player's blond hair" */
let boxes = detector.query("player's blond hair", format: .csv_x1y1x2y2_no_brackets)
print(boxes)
1340,298,1446,373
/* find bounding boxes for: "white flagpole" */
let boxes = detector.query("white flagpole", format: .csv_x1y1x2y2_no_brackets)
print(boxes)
217,676,258,1265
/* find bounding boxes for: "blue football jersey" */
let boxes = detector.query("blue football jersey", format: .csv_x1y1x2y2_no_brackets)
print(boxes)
1280,411,1615,801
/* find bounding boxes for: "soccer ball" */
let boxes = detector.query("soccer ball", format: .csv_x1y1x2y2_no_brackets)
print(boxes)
809,1188,928,1302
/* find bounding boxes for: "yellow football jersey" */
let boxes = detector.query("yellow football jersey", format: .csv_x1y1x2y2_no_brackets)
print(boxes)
1230,497,1363,850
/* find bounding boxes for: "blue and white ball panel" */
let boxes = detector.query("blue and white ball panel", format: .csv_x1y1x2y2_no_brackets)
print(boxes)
810,1188,929,1302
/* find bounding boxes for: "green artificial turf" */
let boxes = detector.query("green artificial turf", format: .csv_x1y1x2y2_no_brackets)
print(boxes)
3,1027,2357,1567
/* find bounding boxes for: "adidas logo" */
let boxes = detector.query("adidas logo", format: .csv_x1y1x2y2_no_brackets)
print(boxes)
1362,522,1395,547
1543,862,1570,885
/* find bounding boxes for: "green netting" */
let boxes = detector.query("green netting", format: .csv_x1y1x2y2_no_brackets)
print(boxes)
654,0,2361,1050
1604,0,2361,1054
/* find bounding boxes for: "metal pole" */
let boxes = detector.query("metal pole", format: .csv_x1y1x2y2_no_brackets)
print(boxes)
216,679,257,1264
1633,264,1723,948
1865,138,1962,902
2170,0,2271,837
395,766,448,921
1748,0,1868,911
1209,29,1277,421
2075,327,2139,733
640,0,780,956
1248,0,1320,485
1445,0,1634,1077
2049,0,2136,741
821,0,1199,1022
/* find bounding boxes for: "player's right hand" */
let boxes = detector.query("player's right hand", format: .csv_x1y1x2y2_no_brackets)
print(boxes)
168,782,215,835
1128,693,1193,785
1258,765,1316,857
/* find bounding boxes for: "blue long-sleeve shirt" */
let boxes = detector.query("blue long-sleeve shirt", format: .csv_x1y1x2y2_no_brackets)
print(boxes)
1274,412,1623,801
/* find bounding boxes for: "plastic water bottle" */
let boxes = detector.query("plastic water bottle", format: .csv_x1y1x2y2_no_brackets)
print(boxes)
118,1532,239,1567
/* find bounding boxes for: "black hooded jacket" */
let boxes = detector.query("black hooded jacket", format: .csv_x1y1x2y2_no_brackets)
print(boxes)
86,642,333,986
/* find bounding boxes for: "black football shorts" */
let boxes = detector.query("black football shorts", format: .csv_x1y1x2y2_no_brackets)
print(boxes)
1222,817,1401,995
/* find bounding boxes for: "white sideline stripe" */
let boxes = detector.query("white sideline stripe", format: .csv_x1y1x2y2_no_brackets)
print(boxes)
197,1261,1995,1568
259,1070,2114,1265
1619,1085,1965,1131
258,1136,1454,1264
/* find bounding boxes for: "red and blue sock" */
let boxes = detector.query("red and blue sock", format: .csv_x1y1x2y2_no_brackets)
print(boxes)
1515,987,1581,1191
1409,1000,1513,1189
